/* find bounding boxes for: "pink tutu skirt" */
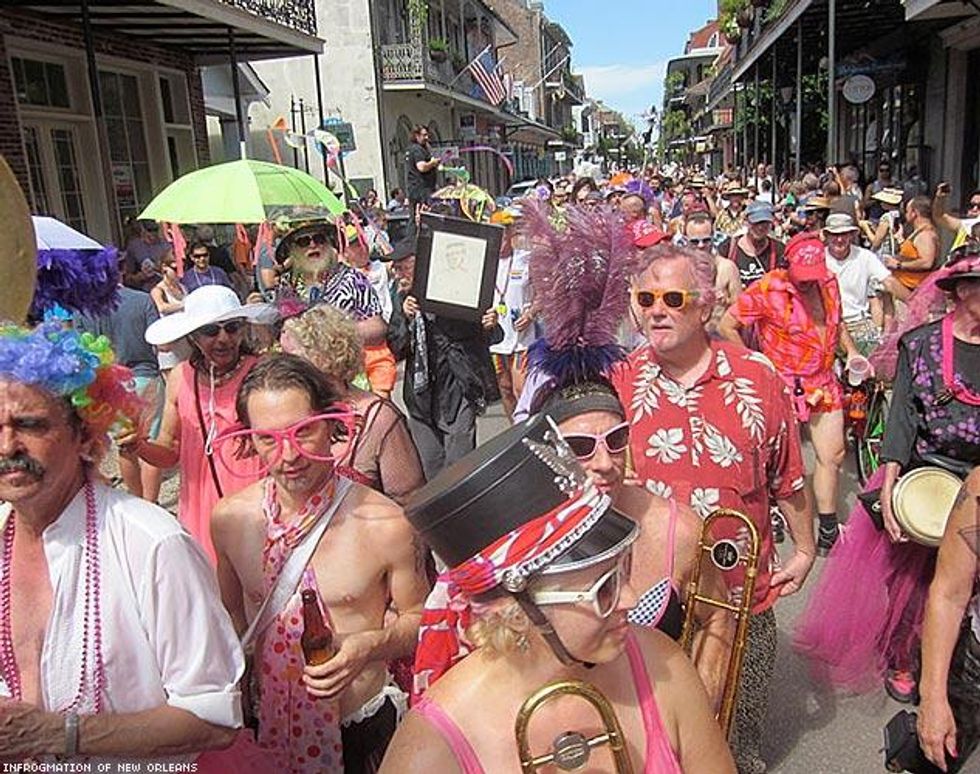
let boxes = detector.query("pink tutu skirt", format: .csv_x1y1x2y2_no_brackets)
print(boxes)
793,467,936,693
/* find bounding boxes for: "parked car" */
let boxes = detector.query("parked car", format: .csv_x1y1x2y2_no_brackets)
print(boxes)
504,179,538,200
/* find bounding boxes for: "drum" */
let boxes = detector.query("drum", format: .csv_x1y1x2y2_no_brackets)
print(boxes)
891,466,964,546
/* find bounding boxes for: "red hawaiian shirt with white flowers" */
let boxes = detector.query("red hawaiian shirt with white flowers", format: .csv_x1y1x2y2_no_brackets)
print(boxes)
611,340,806,613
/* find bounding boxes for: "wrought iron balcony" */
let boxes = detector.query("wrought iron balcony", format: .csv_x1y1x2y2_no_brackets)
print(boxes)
380,41,489,103
220,0,317,37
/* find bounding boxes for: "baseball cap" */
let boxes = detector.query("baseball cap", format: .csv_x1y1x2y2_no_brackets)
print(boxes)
629,220,670,249
745,201,775,224
785,233,829,283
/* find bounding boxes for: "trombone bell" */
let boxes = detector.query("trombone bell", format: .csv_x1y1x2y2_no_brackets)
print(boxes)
515,679,635,773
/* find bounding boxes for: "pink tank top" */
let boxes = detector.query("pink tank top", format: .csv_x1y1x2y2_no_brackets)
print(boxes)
413,632,682,773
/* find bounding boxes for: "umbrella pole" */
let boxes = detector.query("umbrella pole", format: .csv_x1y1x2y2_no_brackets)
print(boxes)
313,54,330,186
228,27,247,160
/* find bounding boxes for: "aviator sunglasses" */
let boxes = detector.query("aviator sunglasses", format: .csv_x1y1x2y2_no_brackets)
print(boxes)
196,320,246,338
530,552,632,618
633,288,700,311
562,422,630,460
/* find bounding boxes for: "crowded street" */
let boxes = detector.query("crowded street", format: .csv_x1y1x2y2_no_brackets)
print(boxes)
2,0,980,772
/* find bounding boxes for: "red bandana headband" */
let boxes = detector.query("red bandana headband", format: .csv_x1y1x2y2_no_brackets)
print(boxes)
411,481,610,702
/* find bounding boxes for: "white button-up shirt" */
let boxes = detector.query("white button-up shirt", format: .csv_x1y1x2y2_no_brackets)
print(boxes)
0,482,243,734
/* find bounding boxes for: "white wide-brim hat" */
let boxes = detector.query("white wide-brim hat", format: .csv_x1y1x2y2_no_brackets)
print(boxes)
145,285,277,346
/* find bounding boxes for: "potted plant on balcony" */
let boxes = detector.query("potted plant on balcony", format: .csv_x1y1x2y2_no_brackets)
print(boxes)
451,49,467,73
428,37,449,63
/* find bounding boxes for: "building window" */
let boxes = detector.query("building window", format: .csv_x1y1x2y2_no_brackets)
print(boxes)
22,126,51,215
100,69,152,223
51,128,88,232
11,56,70,108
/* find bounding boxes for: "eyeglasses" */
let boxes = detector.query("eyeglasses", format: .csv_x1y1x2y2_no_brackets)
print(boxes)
293,232,331,249
196,320,246,338
562,422,630,460
633,288,700,310
214,409,356,477
530,552,631,619
684,236,713,249
191,252,210,259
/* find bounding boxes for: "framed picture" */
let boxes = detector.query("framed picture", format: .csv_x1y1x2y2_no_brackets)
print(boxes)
412,213,502,322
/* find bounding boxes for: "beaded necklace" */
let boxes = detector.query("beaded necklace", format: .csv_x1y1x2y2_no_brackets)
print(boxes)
0,479,105,712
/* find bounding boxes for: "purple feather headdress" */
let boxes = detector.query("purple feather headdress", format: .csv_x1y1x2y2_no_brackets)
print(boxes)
30,247,120,321
522,200,634,385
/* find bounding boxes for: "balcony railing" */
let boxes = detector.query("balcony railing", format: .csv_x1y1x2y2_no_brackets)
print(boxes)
220,0,317,37
380,42,493,106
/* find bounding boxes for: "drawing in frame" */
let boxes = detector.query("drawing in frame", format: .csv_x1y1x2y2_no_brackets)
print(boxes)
411,212,503,322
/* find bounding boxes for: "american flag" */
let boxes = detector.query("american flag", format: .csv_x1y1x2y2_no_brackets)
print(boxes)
468,48,507,106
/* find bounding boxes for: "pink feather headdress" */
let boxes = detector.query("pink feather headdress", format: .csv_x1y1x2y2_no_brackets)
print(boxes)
521,200,635,384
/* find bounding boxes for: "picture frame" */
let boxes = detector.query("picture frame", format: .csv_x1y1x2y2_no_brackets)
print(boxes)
412,213,503,322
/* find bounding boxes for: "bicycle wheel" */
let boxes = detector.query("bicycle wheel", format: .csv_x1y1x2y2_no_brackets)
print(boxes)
856,385,889,485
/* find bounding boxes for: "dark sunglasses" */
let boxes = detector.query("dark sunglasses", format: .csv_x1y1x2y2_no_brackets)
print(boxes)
634,288,700,310
685,236,713,248
562,422,630,460
293,232,331,248
190,252,210,259
197,320,246,338
969,200,980,210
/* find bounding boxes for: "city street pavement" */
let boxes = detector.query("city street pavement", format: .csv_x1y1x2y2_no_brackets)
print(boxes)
142,392,979,774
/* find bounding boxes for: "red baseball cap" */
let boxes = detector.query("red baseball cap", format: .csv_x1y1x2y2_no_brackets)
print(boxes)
785,233,829,283
629,220,670,249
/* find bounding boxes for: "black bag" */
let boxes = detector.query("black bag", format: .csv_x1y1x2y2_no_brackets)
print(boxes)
883,710,945,773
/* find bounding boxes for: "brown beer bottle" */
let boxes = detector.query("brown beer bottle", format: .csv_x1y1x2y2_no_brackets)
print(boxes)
300,589,335,666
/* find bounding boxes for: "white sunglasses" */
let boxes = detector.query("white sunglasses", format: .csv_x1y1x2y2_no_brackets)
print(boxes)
529,553,631,619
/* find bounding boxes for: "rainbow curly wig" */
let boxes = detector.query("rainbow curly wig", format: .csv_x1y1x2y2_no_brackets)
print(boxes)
0,321,144,437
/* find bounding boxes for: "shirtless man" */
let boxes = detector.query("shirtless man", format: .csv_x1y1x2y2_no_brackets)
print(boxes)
211,353,429,773
682,211,740,331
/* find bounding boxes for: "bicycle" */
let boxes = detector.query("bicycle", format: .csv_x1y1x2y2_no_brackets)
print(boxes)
843,376,890,486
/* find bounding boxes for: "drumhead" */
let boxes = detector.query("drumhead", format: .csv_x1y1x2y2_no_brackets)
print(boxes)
891,467,963,546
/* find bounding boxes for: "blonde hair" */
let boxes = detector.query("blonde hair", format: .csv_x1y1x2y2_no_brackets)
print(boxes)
281,305,364,386
466,598,534,657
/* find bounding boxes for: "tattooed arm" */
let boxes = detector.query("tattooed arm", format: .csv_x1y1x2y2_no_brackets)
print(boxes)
919,468,980,771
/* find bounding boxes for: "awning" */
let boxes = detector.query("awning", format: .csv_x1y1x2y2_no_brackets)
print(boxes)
17,0,323,62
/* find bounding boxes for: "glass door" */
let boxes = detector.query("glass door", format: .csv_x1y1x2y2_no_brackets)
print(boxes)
21,120,89,233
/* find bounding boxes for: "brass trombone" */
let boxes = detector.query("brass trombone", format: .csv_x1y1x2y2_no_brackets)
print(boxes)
515,679,634,773
680,507,761,737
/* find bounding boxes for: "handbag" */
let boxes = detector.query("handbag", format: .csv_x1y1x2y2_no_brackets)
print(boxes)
883,710,945,773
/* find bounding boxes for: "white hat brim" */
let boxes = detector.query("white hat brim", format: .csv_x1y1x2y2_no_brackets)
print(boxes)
145,303,278,346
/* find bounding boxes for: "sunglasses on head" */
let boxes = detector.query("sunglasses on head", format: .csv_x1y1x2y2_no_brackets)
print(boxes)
634,288,700,310
196,320,246,338
562,422,630,460
293,232,331,249
530,552,632,619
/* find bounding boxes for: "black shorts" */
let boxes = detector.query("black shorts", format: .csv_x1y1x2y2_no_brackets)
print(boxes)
340,695,399,774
